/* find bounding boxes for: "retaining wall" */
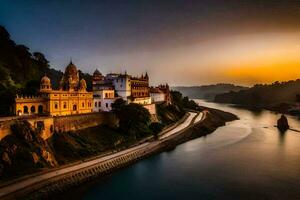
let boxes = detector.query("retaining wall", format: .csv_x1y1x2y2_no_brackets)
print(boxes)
0,112,118,141
53,112,117,132
17,143,162,200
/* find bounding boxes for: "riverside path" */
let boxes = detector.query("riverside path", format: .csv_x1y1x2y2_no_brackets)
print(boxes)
0,111,204,199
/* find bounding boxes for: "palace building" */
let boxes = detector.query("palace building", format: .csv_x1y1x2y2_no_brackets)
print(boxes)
92,69,118,112
15,61,93,116
130,73,151,105
14,60,169,116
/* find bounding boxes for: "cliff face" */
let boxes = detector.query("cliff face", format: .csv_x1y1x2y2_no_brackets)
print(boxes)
0,120,58,180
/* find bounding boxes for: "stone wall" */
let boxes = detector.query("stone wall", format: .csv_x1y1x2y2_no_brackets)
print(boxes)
0,112,118,141
53,112,117,133
143,103,156,115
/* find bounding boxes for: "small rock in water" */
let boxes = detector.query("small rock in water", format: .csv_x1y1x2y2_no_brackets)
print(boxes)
277,115,289,132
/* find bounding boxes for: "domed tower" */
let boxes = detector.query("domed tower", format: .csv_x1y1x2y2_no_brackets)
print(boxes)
59,61,80,91
92,69,104,85
79,78,87,91
40,75,52,93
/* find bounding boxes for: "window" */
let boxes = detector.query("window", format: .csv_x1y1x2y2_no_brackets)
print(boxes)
105,93,108,98
106,103,108,108
30,106,35,113
54,103,58,109
98,102,101,107
63,102,67,109
95,102,97,107
22,106,27,114
38,105,43,114
82,102,85,107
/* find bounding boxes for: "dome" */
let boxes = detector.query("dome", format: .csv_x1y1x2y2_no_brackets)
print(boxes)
93,69,102,76
59,60,80,91
41,75,51,85
40,74,52,92
65,61,78,77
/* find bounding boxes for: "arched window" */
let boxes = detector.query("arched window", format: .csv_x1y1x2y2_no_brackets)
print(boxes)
38,105,43,114
82,102,85,107
30,106,36,113
98,102,101,107
24,106,28,114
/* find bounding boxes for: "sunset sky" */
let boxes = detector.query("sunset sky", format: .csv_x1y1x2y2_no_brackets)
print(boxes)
1,0,300,86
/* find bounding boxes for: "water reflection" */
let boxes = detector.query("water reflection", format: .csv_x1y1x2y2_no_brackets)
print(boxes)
278,131,286,145
64,99,300,200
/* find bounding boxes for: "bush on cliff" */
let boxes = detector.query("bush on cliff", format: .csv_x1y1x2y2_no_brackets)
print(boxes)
156,90,199,126
171,91,199,111
49,125,140,164
149,122,164,139
112,99,152,138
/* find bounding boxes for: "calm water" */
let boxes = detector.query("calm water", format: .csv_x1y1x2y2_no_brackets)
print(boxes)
65,100,300,200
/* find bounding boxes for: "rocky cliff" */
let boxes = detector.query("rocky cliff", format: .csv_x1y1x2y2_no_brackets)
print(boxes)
0,120,58,180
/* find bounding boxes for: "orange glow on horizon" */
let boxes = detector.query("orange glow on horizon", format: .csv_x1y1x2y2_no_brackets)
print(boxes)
222,61,300,85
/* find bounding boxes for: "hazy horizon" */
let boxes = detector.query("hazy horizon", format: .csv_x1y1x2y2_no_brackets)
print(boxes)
2,0,300,86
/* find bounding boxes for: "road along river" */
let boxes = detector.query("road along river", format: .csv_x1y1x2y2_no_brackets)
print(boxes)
65,100,300,200
0,112,202,199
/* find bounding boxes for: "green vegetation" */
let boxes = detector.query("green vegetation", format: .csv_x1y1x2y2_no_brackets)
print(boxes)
49,125,138,164
112,99,152,138
0,25,64,115
149,122,164,139
156,90,199,126
214,80,300,113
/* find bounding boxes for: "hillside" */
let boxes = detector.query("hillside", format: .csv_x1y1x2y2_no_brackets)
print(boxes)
173,84,248,101
0,25,93,116
214,80,300,113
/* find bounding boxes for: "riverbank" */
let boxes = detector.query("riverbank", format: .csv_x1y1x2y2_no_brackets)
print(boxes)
0,108,237,200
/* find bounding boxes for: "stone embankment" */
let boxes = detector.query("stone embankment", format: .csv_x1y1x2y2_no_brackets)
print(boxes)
0,112,118,141
0,108,237,200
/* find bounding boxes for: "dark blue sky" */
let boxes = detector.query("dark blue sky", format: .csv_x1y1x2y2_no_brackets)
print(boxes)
1,0,300,85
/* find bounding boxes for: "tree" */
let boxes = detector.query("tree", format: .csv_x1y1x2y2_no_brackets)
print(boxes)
0,25,10,41
111,98,126,112
149,122,164,139
116,103,151,137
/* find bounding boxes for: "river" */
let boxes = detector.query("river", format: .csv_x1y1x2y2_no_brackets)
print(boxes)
61,100,300,200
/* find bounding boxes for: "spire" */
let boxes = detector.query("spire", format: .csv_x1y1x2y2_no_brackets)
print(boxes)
70,57,73,64
145,71,149,79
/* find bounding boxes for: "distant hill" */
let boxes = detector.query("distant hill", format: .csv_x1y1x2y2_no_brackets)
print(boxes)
173,84,248,101
214,80,300,113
